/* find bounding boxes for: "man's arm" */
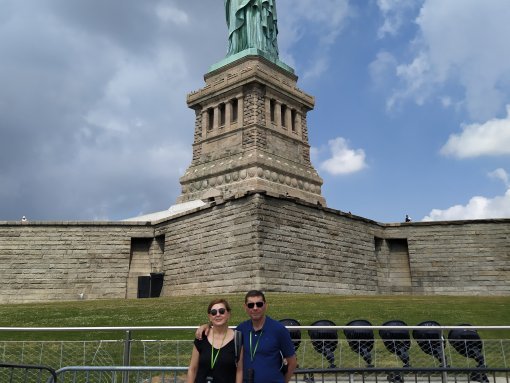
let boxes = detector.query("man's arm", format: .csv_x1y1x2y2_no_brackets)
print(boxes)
194,323,210,339
283,355,297,383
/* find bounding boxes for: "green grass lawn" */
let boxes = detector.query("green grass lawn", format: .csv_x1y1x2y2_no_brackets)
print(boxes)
0,294,509,340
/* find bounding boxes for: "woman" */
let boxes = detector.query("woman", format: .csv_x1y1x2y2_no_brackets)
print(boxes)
187,299,243,383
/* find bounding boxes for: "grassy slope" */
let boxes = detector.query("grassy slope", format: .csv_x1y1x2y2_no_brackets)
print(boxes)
0,294,509,340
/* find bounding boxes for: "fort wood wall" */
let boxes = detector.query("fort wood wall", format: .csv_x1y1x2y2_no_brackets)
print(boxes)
0,222,154,303
0,193,508,303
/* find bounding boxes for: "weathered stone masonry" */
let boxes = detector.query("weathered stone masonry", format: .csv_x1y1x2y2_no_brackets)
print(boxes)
1,193,508,303
0,222,155,303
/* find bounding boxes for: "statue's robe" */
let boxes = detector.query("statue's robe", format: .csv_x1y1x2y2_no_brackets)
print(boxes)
225,0,278,57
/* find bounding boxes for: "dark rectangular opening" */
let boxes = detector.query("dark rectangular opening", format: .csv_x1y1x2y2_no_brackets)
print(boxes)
270,99,276,122
219,103,226,126
137,273,165,298
137,276,151,298
231,98,238,122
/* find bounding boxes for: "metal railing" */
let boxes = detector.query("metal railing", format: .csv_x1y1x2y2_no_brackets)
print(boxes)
42,366,510,383
48,366,187,383
291,367,510,383
1,325,509,382
0,362,57,383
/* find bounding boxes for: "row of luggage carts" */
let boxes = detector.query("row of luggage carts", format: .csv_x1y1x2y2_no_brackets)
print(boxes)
280,319,489,383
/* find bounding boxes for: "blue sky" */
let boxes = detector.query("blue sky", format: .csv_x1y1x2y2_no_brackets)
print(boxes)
1,0,509,223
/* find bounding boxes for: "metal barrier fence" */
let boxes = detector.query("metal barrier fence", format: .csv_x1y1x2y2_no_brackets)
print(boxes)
0,362,57,383
43,366,510,383
49,366,187,383
291,367,510,383
1,326,509,378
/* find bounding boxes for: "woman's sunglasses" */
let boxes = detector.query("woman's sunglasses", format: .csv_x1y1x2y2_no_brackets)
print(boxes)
209,308,227,316
246,301,264,309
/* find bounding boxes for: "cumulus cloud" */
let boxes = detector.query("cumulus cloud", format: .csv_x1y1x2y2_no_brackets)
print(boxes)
320,137,367,175
388,52,433,109
423,168,510,221
386,1,510,121
0,1,223,220
440,105,510,158
0,1,353,220
422,189,510,221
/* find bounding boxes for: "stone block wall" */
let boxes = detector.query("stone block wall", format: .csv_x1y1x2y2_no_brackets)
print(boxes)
156,196,262,296
255,196,380,294
0,222,154,303
0,193,508,303
252,195,509,296
384,221,510,295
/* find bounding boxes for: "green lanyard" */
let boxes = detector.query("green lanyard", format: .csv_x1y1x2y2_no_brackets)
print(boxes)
210,329,227,370
249,330,263,362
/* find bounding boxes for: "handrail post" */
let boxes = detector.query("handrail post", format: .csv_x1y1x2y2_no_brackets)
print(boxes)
122,330,132,383
440,329,448,383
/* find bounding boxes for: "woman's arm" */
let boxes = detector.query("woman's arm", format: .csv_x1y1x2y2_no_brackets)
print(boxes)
186,346,200,383
235,347,244,383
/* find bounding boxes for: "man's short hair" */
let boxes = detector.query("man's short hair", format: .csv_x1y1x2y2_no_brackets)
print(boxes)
245,290,266,303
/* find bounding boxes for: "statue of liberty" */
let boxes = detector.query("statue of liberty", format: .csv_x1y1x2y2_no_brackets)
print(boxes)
225,0,279,59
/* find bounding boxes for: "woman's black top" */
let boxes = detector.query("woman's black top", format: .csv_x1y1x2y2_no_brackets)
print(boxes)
193,334,237,383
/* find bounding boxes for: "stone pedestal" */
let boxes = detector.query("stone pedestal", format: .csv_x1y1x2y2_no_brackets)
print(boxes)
177,54,326,206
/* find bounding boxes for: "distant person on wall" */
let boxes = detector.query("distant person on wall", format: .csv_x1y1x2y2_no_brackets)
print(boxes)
196,290,297,383
225,0,279,58
187,298,243,383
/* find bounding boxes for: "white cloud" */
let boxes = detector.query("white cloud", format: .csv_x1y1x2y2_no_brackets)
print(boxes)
0,1,216,220
489,168,510,188
278,0,351,78
440,105,510,158
376,0,420,38
387,0,510,120
424,168,510,221
320,137,367,175
388,52,432,110
369,51,397,88
440,96,452,108
302,57,329,81
85,47,189,136
156,4,189,25
422,189,510,221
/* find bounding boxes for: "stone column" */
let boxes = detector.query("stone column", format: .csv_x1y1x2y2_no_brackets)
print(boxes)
225,101,232,130
284,106,292,131
275,100,282,129
202,110,209,138
213,105,219,130
265,98,272,127
238,95,244,127
295,112,302,138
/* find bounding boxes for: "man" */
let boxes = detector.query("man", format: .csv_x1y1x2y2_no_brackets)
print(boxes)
196,290,297,383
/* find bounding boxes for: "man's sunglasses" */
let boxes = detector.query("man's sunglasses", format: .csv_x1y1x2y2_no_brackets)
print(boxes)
209,308,227,316
246,301,265,309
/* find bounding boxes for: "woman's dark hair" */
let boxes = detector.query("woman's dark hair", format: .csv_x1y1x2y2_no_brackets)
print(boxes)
207,298,232,314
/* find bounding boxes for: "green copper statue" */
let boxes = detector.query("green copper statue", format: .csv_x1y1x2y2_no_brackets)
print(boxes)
225,0,279,58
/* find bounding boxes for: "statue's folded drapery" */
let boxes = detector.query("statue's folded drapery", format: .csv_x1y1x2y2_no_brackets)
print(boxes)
225,0,279,58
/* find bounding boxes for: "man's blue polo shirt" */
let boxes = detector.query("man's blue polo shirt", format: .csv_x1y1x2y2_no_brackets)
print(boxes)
236,316,295,383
